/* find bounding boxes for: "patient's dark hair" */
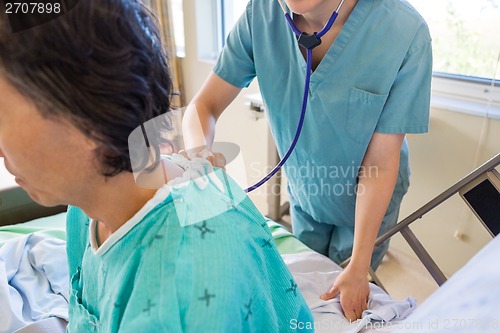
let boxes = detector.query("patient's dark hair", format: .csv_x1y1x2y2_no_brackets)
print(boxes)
0,0,172,177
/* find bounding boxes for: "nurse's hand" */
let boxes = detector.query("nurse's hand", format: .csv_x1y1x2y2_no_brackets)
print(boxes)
178,147,227,169
320,265,369,322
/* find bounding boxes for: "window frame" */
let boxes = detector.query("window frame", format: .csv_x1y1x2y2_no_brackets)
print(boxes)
431,72,500,120
195,0,243,63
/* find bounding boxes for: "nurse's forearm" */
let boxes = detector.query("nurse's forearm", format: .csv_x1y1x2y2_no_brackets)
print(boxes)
349,133,404,273
350,166,399,272
182,103,217,151
182,72,242,152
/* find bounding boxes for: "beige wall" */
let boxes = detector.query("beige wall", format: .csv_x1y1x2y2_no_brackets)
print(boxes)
181,0,499,276
396,108,500,275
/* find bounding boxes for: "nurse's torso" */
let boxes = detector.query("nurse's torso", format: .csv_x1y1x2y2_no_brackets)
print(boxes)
250,0,416,225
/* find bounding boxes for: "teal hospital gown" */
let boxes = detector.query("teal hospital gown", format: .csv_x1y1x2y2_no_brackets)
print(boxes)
214,0,432,268
65,159,314,332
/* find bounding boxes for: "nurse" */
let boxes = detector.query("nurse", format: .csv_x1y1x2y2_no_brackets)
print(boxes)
183,0,432,321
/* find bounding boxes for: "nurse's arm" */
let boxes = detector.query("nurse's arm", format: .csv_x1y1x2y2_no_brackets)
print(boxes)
321,132,404,321
353,132,404,275
182,72,242,155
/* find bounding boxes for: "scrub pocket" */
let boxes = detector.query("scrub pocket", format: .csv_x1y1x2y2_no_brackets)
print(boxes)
68,267,101,332
345,87,388,145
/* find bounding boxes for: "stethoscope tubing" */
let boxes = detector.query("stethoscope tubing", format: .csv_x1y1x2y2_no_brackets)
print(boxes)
245,0,345,192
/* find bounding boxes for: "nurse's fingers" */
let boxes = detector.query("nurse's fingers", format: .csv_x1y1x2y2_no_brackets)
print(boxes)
349,295,367,321
213,152,227,169
178,148,211,161
178,150,189,159
320,285,339,301
344,308,358,322
178,148,227,169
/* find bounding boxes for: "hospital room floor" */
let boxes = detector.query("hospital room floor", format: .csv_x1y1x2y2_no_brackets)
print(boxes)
279,217,438,306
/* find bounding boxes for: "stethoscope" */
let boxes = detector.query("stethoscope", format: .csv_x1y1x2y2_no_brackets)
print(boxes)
245,0,346,192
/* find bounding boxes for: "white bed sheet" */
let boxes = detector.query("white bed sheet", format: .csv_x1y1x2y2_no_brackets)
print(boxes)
388,234,500,333
0,233,68,333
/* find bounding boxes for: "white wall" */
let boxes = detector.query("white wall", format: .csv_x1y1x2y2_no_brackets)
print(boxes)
180,0,499,276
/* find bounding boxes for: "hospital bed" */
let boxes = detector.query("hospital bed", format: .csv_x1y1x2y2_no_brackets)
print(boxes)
0,153,499,333
0,211,415,333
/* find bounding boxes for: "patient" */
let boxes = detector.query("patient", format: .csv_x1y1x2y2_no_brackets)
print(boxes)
0,1,313,332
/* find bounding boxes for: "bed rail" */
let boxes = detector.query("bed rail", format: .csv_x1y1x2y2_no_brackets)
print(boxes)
375,153,500,286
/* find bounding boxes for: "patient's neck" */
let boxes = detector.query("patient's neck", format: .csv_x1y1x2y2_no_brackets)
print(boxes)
83,172,157,234
80,159,184,237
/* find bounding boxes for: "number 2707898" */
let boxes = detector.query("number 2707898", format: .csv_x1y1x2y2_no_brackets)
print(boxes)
5,2,62,14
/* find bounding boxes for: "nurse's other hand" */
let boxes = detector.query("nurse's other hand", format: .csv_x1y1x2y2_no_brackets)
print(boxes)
178,147,227,169
320,266,369,322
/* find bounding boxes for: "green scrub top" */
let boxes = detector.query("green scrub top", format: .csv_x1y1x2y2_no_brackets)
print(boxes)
65,163,314,332
214,0,431,265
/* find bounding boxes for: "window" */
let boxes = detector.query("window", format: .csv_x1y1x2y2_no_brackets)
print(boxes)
409,0,500,118
195,0,248,62
171,0,185,57
220,0,249,43
409,0,500,81
198,0,500,115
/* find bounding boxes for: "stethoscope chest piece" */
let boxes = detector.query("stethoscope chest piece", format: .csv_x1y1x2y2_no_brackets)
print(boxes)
297,32,322,50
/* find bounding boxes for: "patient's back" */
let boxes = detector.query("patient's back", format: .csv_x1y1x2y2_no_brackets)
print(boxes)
65,162,314,333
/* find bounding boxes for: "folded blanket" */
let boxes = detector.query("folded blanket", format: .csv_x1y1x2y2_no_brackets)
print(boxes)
283,251,416,333
0,234,68,333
